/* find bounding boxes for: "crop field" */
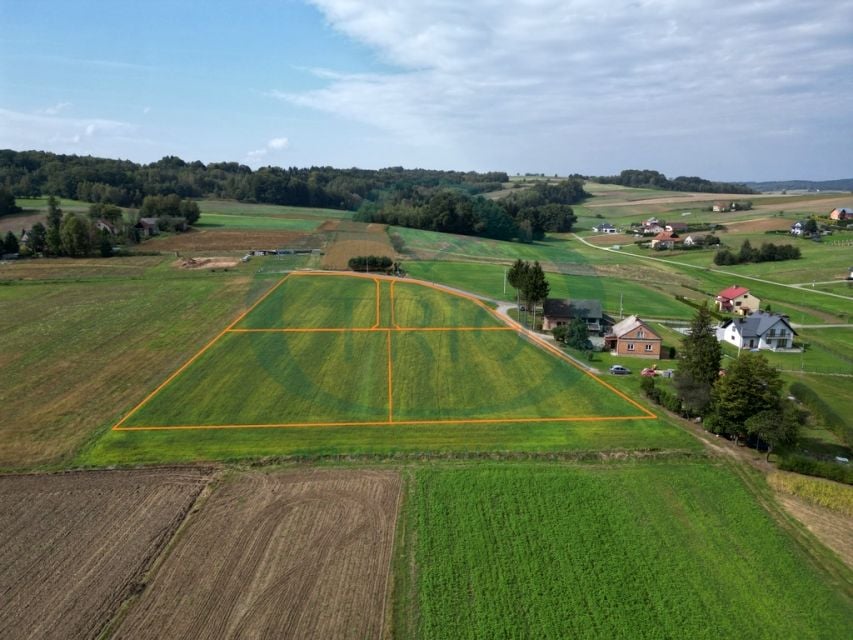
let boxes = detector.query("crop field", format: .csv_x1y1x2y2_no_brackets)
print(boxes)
113,469,400,640
395,463,852,639
113,273,653,430
146,228,319,252
322,220,396,269
0,468,210,640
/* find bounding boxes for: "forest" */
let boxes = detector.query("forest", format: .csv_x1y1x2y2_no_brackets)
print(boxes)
0,149,508,210
593,169,755,194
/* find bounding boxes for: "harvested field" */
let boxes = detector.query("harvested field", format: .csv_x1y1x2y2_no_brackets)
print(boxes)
176,256,240,270
113,469,401,640
723,217,796,233
776,493,853,569
586,232,635,246
322,220,396,269
148,229,317,252
0,468,210,640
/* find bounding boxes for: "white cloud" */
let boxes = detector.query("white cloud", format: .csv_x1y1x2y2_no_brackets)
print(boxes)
244,136,290,164
247,148,268,158
283,0,853,177
0,108,144,153
36,101,72,116
267,137,289,150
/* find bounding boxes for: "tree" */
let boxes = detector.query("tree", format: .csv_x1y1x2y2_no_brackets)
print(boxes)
674,303,722,414
803,217,818,235
745,405,801,461
46,196,63,229
552,325,568,343
524,261,550,329
59,214,92,257
3,230,19,254
507,259,529,312
705,353,783,442
738,239,755,264
98,230,113,257
565,317,592,351
0,188,21,216
25,222,46,254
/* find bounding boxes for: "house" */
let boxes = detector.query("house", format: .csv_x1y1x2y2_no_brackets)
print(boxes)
592,222,617,234
604,315,662,359
713,202,731,213
542,298,604,334
95,219,119,235
715,285,760,315
20,229,30,245
665,222,688,233
682,233,719,247
790,221,805,236
830,207,852,221
650,230,680,249
135,217,160,237
717,312,797,350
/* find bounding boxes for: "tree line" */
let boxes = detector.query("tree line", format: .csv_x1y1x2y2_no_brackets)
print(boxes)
713,239,800,265
354,179,586,242
592,169,755,194
507,259,550,326
0,149,507,211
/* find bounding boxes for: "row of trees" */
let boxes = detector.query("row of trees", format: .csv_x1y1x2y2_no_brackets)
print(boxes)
355,179,585,242
649,304,802,459
0,187,21,217
714,239,801,265
18,197,116,258
593,169,755,194
0,150,507,211
507,260,550,326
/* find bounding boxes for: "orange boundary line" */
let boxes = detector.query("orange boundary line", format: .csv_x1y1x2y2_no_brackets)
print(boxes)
116,414,654,431
113,270,656,431
226,327,515,333
390,279,399,328
386,329,393,422
371,278,381,329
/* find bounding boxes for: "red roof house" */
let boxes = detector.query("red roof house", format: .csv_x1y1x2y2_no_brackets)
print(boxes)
715,285,760,315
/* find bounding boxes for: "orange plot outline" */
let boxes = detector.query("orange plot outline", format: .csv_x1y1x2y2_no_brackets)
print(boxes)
112,271,656,431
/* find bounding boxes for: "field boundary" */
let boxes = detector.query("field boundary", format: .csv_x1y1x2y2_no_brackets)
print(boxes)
113,271,656,431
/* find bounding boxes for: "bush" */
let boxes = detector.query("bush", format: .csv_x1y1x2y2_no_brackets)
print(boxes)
789,381,852,447
348,255,393,272
778,455,853,485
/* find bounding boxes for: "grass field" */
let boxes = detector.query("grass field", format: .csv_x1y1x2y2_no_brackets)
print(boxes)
395,463,852,639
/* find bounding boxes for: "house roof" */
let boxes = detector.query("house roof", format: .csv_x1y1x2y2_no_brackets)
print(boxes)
666,222,688,231
720,312,797,338
543,298,602,320
653,230,678,240
831,207,852,214
608,315,659,339
138,217,159,225
594,222,615,229
716,285,750,300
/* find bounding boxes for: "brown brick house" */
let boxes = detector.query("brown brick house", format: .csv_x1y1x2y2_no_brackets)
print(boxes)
604,315,661,359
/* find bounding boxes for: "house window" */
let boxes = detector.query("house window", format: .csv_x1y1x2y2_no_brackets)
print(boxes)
627,343,635,351
645,344,653,351
637,330,645,338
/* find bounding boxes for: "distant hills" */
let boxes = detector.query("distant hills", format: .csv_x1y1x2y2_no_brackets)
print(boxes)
743,178,853,192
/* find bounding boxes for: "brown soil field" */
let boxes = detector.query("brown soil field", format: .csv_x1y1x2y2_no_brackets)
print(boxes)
0,255,168,282
753,195,853,214
0,468,210,640
776,493,853,569
723,217,796,233
0,212,46,235
586,233,635,246
148,229,317,252
175,256,240,270
113,469,401,640
322,220,396,269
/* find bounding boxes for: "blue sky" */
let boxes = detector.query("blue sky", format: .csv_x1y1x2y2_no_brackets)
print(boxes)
1,0,852,181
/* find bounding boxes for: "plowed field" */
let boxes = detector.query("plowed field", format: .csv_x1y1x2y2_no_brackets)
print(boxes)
0,469,210,640
113,469,401,640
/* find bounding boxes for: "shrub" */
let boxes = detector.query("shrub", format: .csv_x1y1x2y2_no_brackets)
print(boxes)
789,381,851,447
778,455,853,485
348,255,393,272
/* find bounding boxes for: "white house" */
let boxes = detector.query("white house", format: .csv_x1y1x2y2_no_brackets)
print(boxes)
717,312,797,351
592,222,617,234
790,221,805,236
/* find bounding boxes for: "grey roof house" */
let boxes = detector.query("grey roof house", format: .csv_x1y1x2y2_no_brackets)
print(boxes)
542,298,604,334
717,312,797,351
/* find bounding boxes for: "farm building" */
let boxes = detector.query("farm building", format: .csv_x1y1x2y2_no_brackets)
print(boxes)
542,298,604,334
682,233,719,247
650,230,680,249
717,312,796,351
665,222,688,233
830,207,852,221
715,285,760,315
790,221,805,236
604,315,661,359
135,217,160,237
592,222,617,234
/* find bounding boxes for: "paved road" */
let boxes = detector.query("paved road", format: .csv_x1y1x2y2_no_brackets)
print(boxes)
572,234,853,303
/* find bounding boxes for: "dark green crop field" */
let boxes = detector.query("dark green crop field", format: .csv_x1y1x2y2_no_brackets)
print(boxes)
395,463,852,639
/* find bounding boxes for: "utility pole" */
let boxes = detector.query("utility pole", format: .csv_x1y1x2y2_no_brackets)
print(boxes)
503,266,507,296
619,293,623,319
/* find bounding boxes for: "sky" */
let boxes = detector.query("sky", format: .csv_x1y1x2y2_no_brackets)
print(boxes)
1,0,852,181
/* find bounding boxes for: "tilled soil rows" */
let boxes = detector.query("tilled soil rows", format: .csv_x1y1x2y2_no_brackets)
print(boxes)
0,468,211,640
113,469,401,640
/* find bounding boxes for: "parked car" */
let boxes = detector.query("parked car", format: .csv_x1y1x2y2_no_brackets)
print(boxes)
609,364,631,375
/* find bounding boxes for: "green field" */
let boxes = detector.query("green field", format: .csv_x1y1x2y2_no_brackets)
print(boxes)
116,274,651,429
395,463,852,639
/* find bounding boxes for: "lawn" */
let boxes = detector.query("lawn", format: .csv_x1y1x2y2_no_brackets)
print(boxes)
394,463,852,639
404,261,693,319
196,212,322,232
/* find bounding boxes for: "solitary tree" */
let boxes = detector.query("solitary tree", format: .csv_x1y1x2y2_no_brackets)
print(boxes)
566,317,592,351
59,214,92,257
3,230,19,254
674,302,722,414
46,196,63,229
745,405,801,461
